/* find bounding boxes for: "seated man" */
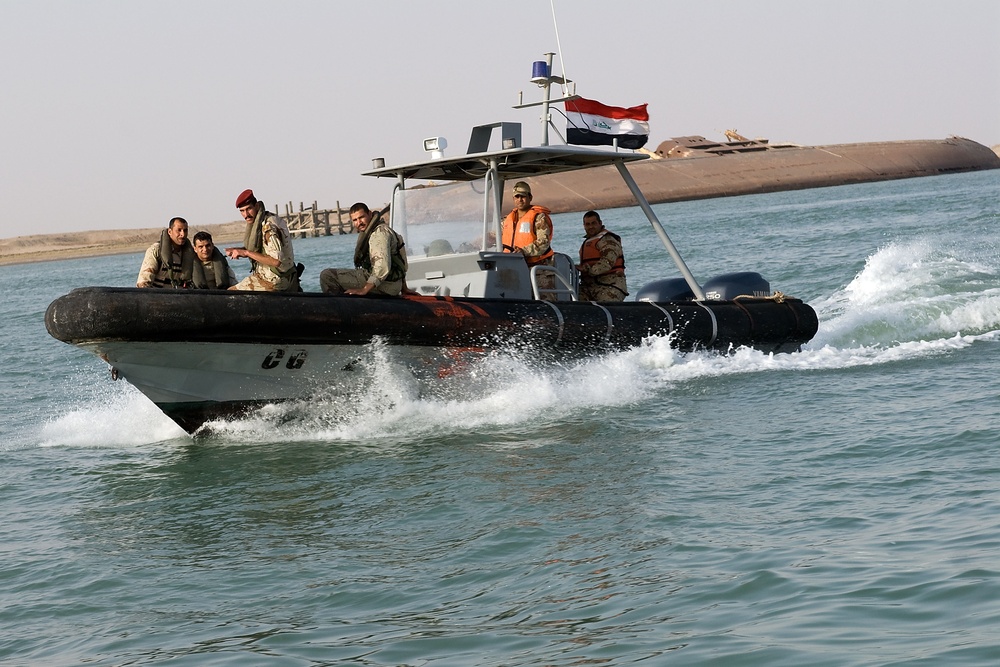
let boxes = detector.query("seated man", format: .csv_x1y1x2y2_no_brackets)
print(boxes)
320,203,407,296
190,231,236,289
136,217,195,288
226,189,298,292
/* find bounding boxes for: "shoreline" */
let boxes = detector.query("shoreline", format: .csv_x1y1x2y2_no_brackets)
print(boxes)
5,140,998,268
0,222,246,267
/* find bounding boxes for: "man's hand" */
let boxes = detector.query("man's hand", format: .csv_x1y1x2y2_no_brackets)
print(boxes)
345,283,374,296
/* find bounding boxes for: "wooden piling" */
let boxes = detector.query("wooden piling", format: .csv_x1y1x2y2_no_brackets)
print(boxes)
269,199,383,237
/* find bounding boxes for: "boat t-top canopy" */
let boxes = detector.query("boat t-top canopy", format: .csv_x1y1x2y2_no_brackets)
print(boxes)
361,144,648,183
360,124,706,300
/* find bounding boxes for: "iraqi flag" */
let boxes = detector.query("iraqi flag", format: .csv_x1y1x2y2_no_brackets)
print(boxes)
565,97,650,149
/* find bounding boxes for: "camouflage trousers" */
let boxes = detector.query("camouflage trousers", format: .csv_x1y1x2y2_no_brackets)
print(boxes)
578,276,628,302
319,268,402,296
229,268,297,292
230,272,279,292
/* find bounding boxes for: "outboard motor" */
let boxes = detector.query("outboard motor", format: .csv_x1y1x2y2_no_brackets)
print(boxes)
702,272,770,300
635,278,695,302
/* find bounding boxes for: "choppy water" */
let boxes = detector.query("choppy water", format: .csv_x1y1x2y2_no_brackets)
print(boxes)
2,171,999,665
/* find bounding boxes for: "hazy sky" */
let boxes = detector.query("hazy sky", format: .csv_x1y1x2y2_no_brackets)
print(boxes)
2,0,997,238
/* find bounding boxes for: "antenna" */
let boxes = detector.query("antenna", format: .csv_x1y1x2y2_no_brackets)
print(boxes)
550,0,568,96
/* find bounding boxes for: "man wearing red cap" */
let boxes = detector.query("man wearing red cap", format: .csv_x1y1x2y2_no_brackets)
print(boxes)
226,189,298,291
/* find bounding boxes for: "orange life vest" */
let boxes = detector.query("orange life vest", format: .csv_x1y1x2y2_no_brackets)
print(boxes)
579,229,625,275
501,205,554,266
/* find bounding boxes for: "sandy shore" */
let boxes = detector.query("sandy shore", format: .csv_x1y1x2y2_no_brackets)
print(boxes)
0,221,247,266
4,142,997,268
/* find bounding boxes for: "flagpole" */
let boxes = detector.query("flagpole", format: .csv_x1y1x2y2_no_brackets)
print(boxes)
541,53,553,146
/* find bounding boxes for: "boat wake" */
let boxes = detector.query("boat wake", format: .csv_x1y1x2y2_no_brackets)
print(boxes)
186,237,1000,443
810,237,1000,349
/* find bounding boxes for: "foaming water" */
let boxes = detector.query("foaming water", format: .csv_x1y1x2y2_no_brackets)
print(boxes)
199,341,671,444
35,382,188,448
189,227,1000,442
189,329,998,446
812,236,1000,348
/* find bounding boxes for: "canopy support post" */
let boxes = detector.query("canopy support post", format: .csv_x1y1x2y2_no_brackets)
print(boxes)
613,160,705,301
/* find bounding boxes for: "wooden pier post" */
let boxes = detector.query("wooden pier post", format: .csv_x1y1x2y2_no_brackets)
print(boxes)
264,199,358,237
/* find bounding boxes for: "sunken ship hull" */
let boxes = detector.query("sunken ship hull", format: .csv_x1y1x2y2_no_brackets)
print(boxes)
527,136,1000,211
45,287,818,432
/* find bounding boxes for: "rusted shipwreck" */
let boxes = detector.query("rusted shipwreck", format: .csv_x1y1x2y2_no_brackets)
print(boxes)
521,134,1000,212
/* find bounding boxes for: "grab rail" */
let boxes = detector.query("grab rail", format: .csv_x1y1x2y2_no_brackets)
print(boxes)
530,260,578,301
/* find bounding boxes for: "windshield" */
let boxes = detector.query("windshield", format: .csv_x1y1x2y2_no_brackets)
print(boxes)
390,178,499,258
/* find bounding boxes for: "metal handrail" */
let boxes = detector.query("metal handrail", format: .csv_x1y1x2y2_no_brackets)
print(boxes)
529,262,578,301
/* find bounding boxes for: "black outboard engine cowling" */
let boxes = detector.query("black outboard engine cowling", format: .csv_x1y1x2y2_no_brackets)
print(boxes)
702,272,770,300
636,272,771,302
635,278,695,302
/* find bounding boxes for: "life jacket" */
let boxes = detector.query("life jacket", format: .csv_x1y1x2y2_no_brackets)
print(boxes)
354,214,407,283
502,205,554,266
579,229,625,275
191,246,233,289
244,205,297,284
153,229,195,288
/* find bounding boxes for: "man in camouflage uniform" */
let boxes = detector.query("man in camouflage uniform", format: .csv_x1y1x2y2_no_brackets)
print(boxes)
319,203,408,296
576,210,628,302
226,189,298,292
501,181,556,300
136,216,196,288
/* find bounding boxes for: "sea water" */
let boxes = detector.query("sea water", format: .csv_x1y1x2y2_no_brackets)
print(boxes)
1,171,999,665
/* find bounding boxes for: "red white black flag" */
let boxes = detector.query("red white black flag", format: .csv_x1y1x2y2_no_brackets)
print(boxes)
565,97,650,149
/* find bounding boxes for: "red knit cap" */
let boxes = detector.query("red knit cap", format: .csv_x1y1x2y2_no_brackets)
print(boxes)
235,189,255,208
